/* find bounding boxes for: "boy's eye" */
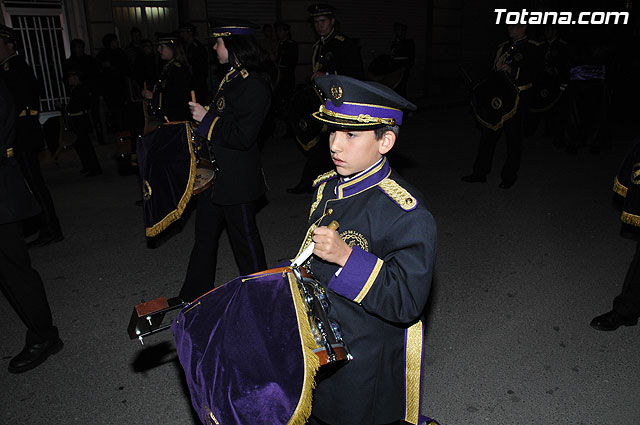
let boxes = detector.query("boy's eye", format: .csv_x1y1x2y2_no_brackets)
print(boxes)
347,132,356,138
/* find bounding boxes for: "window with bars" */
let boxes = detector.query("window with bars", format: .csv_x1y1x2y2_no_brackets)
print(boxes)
112,1,177,46
9,12,67,114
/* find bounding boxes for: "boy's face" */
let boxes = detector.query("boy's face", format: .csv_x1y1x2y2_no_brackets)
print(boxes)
329,129,395,177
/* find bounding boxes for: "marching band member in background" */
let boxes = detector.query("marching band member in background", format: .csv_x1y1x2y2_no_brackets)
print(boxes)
0,78,63,374
0,24,64,247
179,24,270,302
461,23,542,189
141,33,192,122
287,3,364,195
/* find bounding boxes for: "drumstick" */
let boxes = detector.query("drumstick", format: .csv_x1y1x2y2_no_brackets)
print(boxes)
291,220,339,267
190,90,196,103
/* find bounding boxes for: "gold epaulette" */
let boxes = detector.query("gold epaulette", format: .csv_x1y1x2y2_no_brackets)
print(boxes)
528,39,543,46
312,170,338,187
335,35,345,41
174,62,182,67
558,38,568,45
378,178,418,211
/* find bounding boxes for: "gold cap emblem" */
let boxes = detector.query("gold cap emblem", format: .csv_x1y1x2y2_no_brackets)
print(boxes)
330,85,343,100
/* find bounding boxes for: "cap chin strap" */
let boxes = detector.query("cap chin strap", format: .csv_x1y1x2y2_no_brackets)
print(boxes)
319,105,396,125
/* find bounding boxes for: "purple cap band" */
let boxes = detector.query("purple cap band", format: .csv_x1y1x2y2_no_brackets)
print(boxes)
570,65,606,81
211,26,255,37
325,101,404,125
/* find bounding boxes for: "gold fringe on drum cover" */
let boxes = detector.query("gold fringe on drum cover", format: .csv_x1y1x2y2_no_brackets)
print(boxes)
286,271,321,425
145,122,197,237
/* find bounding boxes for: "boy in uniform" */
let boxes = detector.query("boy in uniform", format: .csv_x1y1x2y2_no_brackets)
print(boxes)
299,74,438,425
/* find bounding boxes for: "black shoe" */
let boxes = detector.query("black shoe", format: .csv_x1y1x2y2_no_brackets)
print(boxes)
286,183,314,194
27,234,64,248
590,311,638,331
499,180,516,189
461,174,487,183
8,338,63,374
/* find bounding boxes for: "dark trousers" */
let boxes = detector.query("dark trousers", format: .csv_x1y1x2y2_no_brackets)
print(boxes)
472,107,525,184
565,80,611,150
15,120,62,238
613,239,640,319
179,197,267,302
0,221,58,345
72,117,102,174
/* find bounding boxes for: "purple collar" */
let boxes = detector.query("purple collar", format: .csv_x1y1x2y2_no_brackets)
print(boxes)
335,157,391,199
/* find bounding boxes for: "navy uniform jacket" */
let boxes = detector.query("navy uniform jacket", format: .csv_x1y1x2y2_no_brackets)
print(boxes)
67,83,93,133
391,37,415,68
0,53,44,154
0,78,40,224
195,68,270,205
543,38,570,85
312,28,364,79
151,59,192,122
276,38,298,92
297,157,437,425
493,36,543,90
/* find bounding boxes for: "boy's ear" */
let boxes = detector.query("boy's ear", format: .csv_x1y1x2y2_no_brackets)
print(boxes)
378,131,396,155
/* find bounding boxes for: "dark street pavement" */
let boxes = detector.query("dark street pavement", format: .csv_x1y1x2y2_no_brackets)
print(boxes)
2,105,639,425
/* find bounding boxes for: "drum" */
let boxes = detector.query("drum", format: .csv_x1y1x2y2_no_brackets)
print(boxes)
367,54,405,90
171,265,350,425
136,122,197,237
136,121,218,236
288,84,326,151
470,71,520,131
529,72,563,113
193,157,216,195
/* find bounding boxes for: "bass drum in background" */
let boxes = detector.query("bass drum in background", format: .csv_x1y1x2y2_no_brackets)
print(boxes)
529,75,563,113
366,54,405,90
288,84,326,151
471,71,520,131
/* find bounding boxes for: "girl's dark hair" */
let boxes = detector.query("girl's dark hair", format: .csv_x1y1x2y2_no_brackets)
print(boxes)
165,41,190,68
222,34,264,72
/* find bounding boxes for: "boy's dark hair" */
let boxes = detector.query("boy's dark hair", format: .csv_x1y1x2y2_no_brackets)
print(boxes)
374,125,400,140
70,38,85,49
102,33,118,48
223,34,265,72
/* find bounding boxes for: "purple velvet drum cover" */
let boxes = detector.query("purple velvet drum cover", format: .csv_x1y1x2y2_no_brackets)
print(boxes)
171,269,319,425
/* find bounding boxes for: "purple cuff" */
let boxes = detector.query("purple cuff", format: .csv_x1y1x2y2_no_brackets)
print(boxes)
326,101,404,125
328,246,381,302
197,111,216,140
